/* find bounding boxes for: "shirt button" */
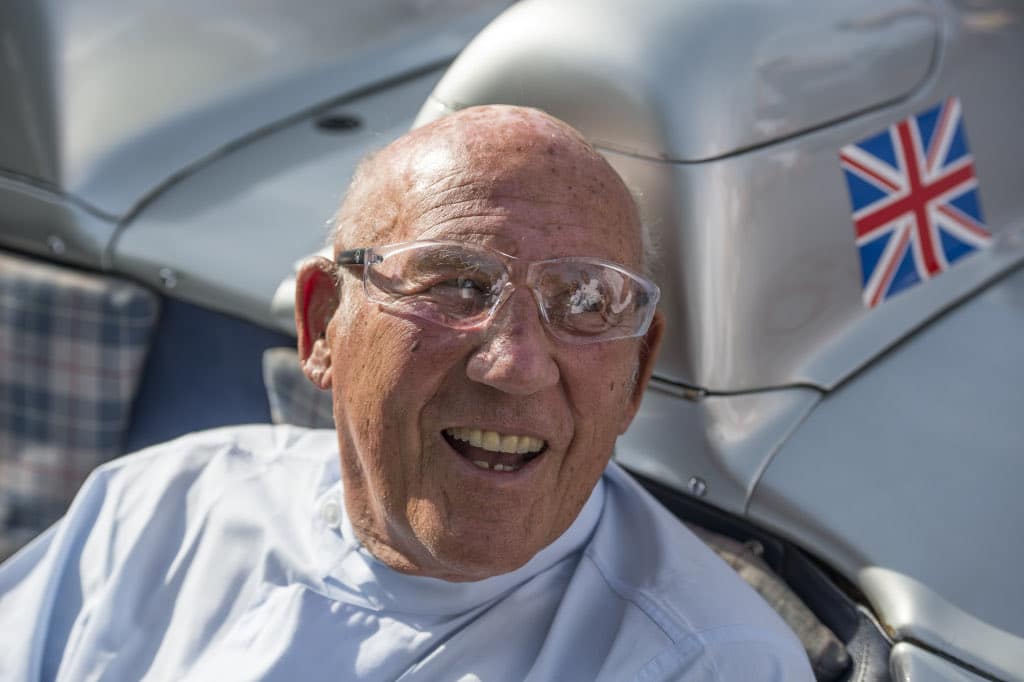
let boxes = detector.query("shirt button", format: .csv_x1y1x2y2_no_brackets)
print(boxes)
321,499,342,529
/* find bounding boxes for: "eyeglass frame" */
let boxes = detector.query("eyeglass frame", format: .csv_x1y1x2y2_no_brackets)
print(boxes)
333,240,661,344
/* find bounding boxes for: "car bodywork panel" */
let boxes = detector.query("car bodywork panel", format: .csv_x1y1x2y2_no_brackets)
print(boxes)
616,384,822,518
419,0,939,163
111,70,445,328
0,0,513,269
416,0,1024,394
750,264,1024,678
890,643,991,682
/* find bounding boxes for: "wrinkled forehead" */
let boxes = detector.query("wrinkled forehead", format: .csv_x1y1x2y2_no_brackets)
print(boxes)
370,108,643,265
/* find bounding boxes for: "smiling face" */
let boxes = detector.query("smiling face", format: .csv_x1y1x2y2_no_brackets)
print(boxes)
296,106,663,581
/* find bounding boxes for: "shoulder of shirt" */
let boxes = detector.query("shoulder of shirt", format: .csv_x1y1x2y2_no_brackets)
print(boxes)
586,462,813,680
77,424,341,514
93,424,338,478
49,425,340,581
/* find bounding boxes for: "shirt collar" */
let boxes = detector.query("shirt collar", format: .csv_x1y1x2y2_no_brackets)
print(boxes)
311,476,605,617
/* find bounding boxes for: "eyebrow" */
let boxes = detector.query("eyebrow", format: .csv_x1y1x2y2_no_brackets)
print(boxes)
421,246,484,270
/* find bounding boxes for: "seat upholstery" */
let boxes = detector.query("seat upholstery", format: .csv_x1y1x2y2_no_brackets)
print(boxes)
0,251,159,560
262,347,334,429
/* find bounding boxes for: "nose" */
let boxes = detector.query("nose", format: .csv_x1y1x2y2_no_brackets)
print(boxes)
465,289,560,395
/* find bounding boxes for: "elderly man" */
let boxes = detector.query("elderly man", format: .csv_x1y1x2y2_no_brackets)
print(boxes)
0,106,811,680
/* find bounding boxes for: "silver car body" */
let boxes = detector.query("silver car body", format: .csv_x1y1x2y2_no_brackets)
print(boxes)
1,0,1021,679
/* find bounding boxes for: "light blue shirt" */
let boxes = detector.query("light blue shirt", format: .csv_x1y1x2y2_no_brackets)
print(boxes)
0,425,812,681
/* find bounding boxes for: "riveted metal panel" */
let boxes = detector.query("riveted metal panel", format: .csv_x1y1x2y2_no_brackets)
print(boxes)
615,383,821,516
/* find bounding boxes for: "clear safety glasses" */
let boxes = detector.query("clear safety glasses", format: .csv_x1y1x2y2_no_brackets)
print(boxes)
335,240,660,344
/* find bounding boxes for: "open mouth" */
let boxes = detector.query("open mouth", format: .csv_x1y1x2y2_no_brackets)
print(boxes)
442,427,547,473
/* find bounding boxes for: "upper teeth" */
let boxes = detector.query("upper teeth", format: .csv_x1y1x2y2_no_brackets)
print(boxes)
445,427,545,454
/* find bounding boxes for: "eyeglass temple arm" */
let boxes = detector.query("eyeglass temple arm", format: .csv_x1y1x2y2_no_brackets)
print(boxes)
335,248,367,267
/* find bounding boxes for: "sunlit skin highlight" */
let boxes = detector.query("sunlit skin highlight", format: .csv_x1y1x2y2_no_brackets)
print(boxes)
296,106,663,582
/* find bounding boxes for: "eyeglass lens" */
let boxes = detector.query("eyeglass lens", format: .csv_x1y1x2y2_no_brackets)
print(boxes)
363,242,652,340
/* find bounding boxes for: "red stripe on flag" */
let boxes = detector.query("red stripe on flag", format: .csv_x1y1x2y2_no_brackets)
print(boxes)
896,121,942,276
853,164,975,238
926,98,955,173
936,203,991,239
840,152,900,192
870,227,911,308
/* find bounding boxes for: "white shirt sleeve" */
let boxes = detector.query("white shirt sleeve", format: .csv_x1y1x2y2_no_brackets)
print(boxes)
0,467,113,681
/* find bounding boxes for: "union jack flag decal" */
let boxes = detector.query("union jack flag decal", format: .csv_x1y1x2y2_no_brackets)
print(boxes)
839,97,991,308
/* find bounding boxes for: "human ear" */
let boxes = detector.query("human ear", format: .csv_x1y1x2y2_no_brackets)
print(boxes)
295,257,340,390
618,310,665,434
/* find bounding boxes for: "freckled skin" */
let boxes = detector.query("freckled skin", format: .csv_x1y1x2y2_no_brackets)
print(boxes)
296,106,663,582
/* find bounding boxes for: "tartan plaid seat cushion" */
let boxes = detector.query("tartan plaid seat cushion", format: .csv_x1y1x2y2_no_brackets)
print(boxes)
262,347,334,430
0,251,159,560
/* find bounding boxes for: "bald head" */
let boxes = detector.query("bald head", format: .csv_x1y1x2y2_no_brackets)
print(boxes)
332,105,647,272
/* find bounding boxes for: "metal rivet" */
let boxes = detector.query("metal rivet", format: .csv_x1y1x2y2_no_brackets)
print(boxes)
46,235,66,255
682,387,706,402
744,539,765,557
687,476,707,498
158,267,178,289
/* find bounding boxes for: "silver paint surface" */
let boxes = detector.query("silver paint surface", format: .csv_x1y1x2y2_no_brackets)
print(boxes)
0,177,113,270
111,71,444,327
416,0,1024,392
604,147,1024,392
421,0,937,162
749,264,1024,680
0,0,512,266
889,642,991,682
615,383,821,516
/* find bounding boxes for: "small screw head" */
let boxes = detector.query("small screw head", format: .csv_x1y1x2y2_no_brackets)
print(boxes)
158,267,178,289
46,235,66,255
688,476,708,498
682,387,706,402
743,539,765,557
